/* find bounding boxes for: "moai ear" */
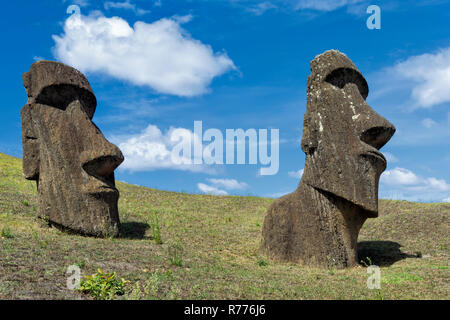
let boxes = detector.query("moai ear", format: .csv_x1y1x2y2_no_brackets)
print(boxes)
21,105,39,180
301,76,318,155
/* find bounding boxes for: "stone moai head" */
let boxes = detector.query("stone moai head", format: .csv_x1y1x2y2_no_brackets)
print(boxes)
300,50,395,215
21,61,124,236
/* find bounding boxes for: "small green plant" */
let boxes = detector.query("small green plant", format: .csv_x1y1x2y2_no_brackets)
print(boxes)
360,256,373,267
125,272,162,300
168,243,183,267
21,200,29,207
79,268,127,300
150,213,163,244
1,227,14,239
257,259,268,267
32,231,48,248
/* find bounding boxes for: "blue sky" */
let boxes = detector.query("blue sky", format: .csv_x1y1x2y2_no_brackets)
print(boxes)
1,0,449,202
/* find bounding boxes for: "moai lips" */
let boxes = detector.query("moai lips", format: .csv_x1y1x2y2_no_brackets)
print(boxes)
21,61,124,237
261,50,395,268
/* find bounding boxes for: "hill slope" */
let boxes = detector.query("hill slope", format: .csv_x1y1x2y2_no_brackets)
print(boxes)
0,152,448,299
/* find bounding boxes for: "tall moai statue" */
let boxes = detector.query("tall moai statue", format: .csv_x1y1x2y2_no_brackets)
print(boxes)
21,61,124,237
261,50,395,268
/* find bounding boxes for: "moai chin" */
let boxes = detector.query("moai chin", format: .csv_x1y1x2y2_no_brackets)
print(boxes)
261,50,396,268
21,61,124,237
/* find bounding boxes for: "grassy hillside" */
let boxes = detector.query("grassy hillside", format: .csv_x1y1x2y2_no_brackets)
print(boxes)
0,152,448,299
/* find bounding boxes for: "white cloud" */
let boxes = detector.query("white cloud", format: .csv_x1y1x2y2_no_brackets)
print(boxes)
294,0,364,11
390,47,450,108
288,169,303,179
268,190,290,198
443,197,450,203
206,178,248,190
383,152,399,163
197,178,248,195
426,177,450,192
380,167,450,202
197,183,228,195
52,12,236,97
104,0,150,15
113,124,215,173
247,1,277,15
381,167,422,186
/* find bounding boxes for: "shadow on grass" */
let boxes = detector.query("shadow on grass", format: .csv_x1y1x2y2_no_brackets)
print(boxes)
357,241,418,267
119,221,151,240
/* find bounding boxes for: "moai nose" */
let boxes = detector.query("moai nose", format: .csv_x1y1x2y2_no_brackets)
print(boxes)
68,100,124,179
359,114,396,150
81,148,124,180
80,125,124,179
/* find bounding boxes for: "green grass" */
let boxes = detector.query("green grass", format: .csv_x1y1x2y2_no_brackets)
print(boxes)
0,152,449,299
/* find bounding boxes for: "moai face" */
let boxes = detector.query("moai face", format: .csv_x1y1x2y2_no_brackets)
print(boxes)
21,61,124,236
300,50,395,216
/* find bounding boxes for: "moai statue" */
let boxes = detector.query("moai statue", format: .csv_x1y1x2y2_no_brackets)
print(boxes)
21,61,124,237
261,50,395,268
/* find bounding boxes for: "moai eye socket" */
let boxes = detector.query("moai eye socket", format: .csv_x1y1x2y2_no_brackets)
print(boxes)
324,67,369,100
35,84,97,118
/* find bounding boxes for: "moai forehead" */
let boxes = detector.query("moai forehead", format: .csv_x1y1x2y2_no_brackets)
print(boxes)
308,49,368,99
22,61,97,119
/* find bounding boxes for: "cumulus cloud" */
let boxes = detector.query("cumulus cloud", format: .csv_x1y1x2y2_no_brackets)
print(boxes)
381,167,422,186
443,197,450,203
197,183,228,195
113,124,215,173
52,12,236,97
390,47,450,108
288,169,304,179
380,167,450,202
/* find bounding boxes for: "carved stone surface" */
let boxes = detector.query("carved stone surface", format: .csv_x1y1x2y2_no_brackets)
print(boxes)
21,61,124,237
261,50,395,268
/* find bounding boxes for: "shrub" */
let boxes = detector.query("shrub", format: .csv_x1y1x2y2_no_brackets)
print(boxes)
79,268,127,300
